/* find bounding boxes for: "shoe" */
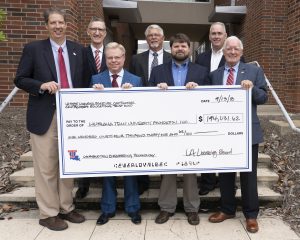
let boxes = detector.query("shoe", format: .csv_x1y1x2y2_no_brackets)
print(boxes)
209,212,235,223
39,216,68,231
128,211,142,224
186,212,200,225
96,212,115,225
198,188,210,195
246,218,259,233
155,211,174,224
75,187,89,199
58,210,85,223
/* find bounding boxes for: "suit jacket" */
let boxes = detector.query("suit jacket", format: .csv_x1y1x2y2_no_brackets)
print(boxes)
91,69,142,88
209,62,268,144
148,61,209,87
14,39,88,135
129,50,172,86
195,49,245,71
85,45,107,80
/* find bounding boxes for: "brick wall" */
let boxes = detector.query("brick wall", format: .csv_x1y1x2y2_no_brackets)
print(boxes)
0,0,104,107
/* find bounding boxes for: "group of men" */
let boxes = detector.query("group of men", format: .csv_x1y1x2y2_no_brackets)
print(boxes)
14,7,268,233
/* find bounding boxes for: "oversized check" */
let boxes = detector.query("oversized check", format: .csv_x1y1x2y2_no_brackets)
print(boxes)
56,86,252,178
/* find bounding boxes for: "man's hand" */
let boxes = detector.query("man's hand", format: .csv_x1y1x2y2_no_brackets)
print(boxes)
241,80,253,89
185,82,198,89
121,83,133,89
93,84,105,90
157,83,168,90
40,81,60,94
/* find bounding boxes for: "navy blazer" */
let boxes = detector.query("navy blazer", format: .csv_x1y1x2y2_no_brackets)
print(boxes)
148,61,209,87
14,38,88,135
209,62,268,144
195,50,245,71
129,50,172,86
91,69,142,88
85,45,107,79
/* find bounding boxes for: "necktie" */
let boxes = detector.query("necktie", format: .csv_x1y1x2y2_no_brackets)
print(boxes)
58,47,69,88
95,49,101,73
151,52,158,71
112,74,119,88
226,67,234,85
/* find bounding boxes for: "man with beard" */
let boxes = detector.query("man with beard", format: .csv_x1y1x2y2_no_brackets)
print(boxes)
149,33,209,225
129,24,172,195
75,17,108,199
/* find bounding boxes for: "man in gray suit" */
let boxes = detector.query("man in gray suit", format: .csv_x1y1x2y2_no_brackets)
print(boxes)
207,36,268,233
129,24,172,195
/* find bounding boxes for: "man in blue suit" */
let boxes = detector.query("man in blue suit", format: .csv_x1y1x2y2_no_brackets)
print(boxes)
149,33,209,226
91,42,142,225
207,36,268,233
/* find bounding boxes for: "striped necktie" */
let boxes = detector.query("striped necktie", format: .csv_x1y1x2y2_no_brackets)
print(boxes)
95,49,101,73
226,67,234,85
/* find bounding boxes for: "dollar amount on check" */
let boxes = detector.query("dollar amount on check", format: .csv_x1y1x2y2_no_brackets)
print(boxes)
56,86,252,178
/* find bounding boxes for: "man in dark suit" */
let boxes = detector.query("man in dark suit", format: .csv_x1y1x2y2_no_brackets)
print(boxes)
129,24,172,195
14,7,86,231
195,22,227,195
75,17,108,199
149,33,209,226
208,36,268,233
91,42,142,225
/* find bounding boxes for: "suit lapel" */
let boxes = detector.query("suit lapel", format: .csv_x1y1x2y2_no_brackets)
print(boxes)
215,67,224,85
87,46,98,73
43,39,57,82
166,62,175,85
142,50,149,80
66,41,77,86
236,62,247,85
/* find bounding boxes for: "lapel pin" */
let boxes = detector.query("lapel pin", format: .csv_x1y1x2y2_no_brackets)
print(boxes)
73,52,76,56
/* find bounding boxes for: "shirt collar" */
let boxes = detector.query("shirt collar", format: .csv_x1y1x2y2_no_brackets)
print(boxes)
172,58,189,68
150,48,163,56
225,61,240,72
109,68,124,78
91,44,104,53
50,38,67,51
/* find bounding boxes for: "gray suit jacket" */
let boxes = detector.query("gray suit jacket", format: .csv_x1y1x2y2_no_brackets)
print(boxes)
209,62,268,144
129,50,172,86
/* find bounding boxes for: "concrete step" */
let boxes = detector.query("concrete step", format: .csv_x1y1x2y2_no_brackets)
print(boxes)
0,185,283,209
10,166,278,188
257,105,282,116
269,119,300,135
20,151,271,168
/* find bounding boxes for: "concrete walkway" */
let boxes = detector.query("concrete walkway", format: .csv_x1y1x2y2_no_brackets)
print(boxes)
1,210,299,240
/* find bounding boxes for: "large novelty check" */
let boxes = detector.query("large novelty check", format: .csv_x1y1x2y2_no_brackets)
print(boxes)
56,86,252,178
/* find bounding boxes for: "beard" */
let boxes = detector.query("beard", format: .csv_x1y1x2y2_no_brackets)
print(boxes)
172,52,189,62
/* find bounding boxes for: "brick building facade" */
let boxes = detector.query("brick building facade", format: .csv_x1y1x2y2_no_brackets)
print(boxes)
1,0,300,112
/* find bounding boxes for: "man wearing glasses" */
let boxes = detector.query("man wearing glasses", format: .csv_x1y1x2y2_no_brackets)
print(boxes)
75,17,108,199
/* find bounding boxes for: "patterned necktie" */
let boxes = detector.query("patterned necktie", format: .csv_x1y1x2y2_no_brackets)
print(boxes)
95,49,101,73
58,47,69,88
226,67,234,85
112,74,119,88
151,52,158,71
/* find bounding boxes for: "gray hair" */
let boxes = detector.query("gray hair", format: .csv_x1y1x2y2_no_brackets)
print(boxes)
87,16,106,29
144,24,164,37
209,22,226,34
223,36,244,50
105,42,126,55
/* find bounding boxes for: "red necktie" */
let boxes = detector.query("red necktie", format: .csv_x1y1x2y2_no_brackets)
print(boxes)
95,49,101,73
112,74,119,88
226,67,234,85
58,47,69,88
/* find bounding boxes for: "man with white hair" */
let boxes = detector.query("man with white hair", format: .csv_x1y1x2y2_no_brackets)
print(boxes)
129,24,172,195
207,36,268,233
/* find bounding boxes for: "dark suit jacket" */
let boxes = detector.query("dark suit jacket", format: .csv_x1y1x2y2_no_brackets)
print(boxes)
91,69,142,87
209,62,268,144
195,50,245,71
14,38,88,135
148,61,209,87
85,45,107,80
129,50,172,86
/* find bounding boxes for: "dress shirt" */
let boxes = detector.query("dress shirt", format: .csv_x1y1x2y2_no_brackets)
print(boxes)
148,48,164,79
223,62,240,85
210,48,223,72
109,69,124,87
91,44,104,62
50,38,73,88
171,59,189,86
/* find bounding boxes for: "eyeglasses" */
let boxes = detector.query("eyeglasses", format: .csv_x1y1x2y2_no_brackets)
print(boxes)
147,33,162,38
89,28,106,33
106,55,124,61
